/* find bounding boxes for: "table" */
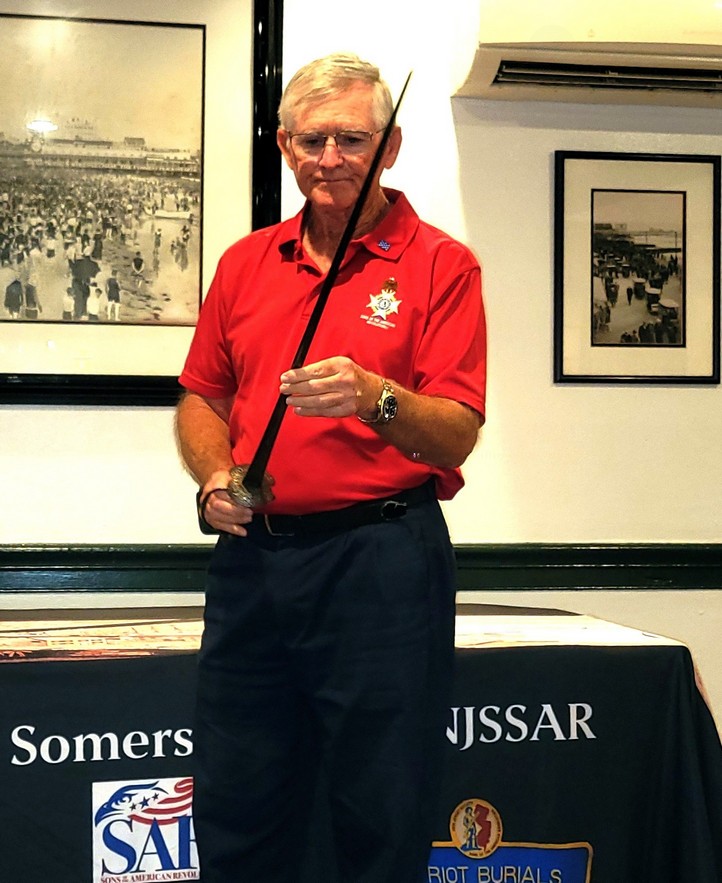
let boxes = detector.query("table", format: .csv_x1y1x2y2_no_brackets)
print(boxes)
0,605,720,882
434,605,722,883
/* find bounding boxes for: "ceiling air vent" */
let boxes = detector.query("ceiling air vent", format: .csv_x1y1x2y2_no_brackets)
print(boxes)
455,43,722,107
493,59,722,94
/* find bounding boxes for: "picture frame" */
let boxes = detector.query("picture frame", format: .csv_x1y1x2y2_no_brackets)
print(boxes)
553,150,721,385
0,1,282,405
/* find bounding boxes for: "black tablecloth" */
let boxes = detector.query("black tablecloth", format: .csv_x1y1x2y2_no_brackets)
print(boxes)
0,610,720,882
433,643,722,882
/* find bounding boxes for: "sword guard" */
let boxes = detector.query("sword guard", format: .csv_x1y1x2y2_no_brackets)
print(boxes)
227,464,276,509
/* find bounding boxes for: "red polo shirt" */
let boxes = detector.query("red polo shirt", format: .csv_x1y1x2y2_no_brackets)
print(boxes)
179,189,486,514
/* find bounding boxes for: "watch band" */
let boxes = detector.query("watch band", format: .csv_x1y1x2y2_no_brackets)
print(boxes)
357,379,397,425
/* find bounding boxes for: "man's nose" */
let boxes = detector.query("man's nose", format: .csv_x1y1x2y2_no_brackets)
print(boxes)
318,136,344,165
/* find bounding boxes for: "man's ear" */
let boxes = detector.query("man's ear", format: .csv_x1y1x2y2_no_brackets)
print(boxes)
381,126,402,171
277,129,295,169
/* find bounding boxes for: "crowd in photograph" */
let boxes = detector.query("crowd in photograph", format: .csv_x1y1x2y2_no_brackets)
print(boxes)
592,243,682,346
0,169,199,323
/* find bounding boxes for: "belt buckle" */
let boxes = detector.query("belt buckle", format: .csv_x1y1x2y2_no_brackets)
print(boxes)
263,514,295,537
381,500,407,521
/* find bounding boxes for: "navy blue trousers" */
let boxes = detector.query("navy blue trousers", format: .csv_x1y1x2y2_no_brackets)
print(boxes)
193,495,456,882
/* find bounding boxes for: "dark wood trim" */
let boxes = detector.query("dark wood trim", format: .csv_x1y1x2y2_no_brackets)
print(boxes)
2,544,722,594
455,544,722,590
0,546,211,593
251,0,283,230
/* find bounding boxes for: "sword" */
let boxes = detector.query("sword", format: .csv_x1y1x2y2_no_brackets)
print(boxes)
228,72,412,508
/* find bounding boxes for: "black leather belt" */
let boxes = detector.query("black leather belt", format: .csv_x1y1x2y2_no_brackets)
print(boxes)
252,481,435,537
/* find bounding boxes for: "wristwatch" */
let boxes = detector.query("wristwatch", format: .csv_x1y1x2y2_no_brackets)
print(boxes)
358,379,398,425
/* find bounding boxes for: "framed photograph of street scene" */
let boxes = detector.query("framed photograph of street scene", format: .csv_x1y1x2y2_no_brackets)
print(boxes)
554,150,720,384
0,0,270,404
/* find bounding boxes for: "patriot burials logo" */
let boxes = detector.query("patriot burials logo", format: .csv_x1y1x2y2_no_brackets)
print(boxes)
92,776,199,882
429,798,592,882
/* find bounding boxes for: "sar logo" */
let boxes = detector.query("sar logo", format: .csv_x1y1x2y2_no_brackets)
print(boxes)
92,776,199,881
365,277,402,324
449,798,503,859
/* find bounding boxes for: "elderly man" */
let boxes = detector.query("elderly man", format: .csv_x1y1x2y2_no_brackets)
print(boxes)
176,52,486,882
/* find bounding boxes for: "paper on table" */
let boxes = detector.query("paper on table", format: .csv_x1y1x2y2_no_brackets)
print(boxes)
0,617,203,662
455,614,683,649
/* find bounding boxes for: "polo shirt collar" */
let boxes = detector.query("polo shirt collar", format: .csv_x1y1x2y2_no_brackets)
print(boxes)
358,189,419,259
277,208,305,262
277,188,419,263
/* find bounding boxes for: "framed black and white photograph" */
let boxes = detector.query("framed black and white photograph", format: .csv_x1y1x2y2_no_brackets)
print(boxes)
554,150,721,384
0,12,207,402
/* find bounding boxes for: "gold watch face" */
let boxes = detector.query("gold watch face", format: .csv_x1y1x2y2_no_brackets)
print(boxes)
379,387,398,422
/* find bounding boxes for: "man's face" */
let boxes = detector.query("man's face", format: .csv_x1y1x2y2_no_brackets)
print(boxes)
277,81,401,215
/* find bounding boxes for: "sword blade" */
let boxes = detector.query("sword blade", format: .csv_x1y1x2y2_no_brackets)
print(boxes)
243,72,412,496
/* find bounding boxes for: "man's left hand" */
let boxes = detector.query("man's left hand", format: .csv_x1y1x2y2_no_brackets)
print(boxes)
280,356,380,418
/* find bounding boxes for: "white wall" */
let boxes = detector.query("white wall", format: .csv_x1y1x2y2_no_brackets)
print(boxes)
451,98,722,545
1,0,721,722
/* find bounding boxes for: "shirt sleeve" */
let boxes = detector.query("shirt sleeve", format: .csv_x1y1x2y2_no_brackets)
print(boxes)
413,240,487,420
178,255,238,399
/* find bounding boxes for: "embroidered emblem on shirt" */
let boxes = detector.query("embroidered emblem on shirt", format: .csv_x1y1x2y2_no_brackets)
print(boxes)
361,278,401,329
378,239,391,251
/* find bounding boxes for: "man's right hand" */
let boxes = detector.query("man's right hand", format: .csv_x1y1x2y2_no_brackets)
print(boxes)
198,469,255,536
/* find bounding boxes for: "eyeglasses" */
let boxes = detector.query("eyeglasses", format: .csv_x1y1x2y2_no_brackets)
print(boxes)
288,130,384,158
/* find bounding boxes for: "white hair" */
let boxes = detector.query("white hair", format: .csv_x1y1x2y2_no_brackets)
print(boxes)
278,52,393,131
